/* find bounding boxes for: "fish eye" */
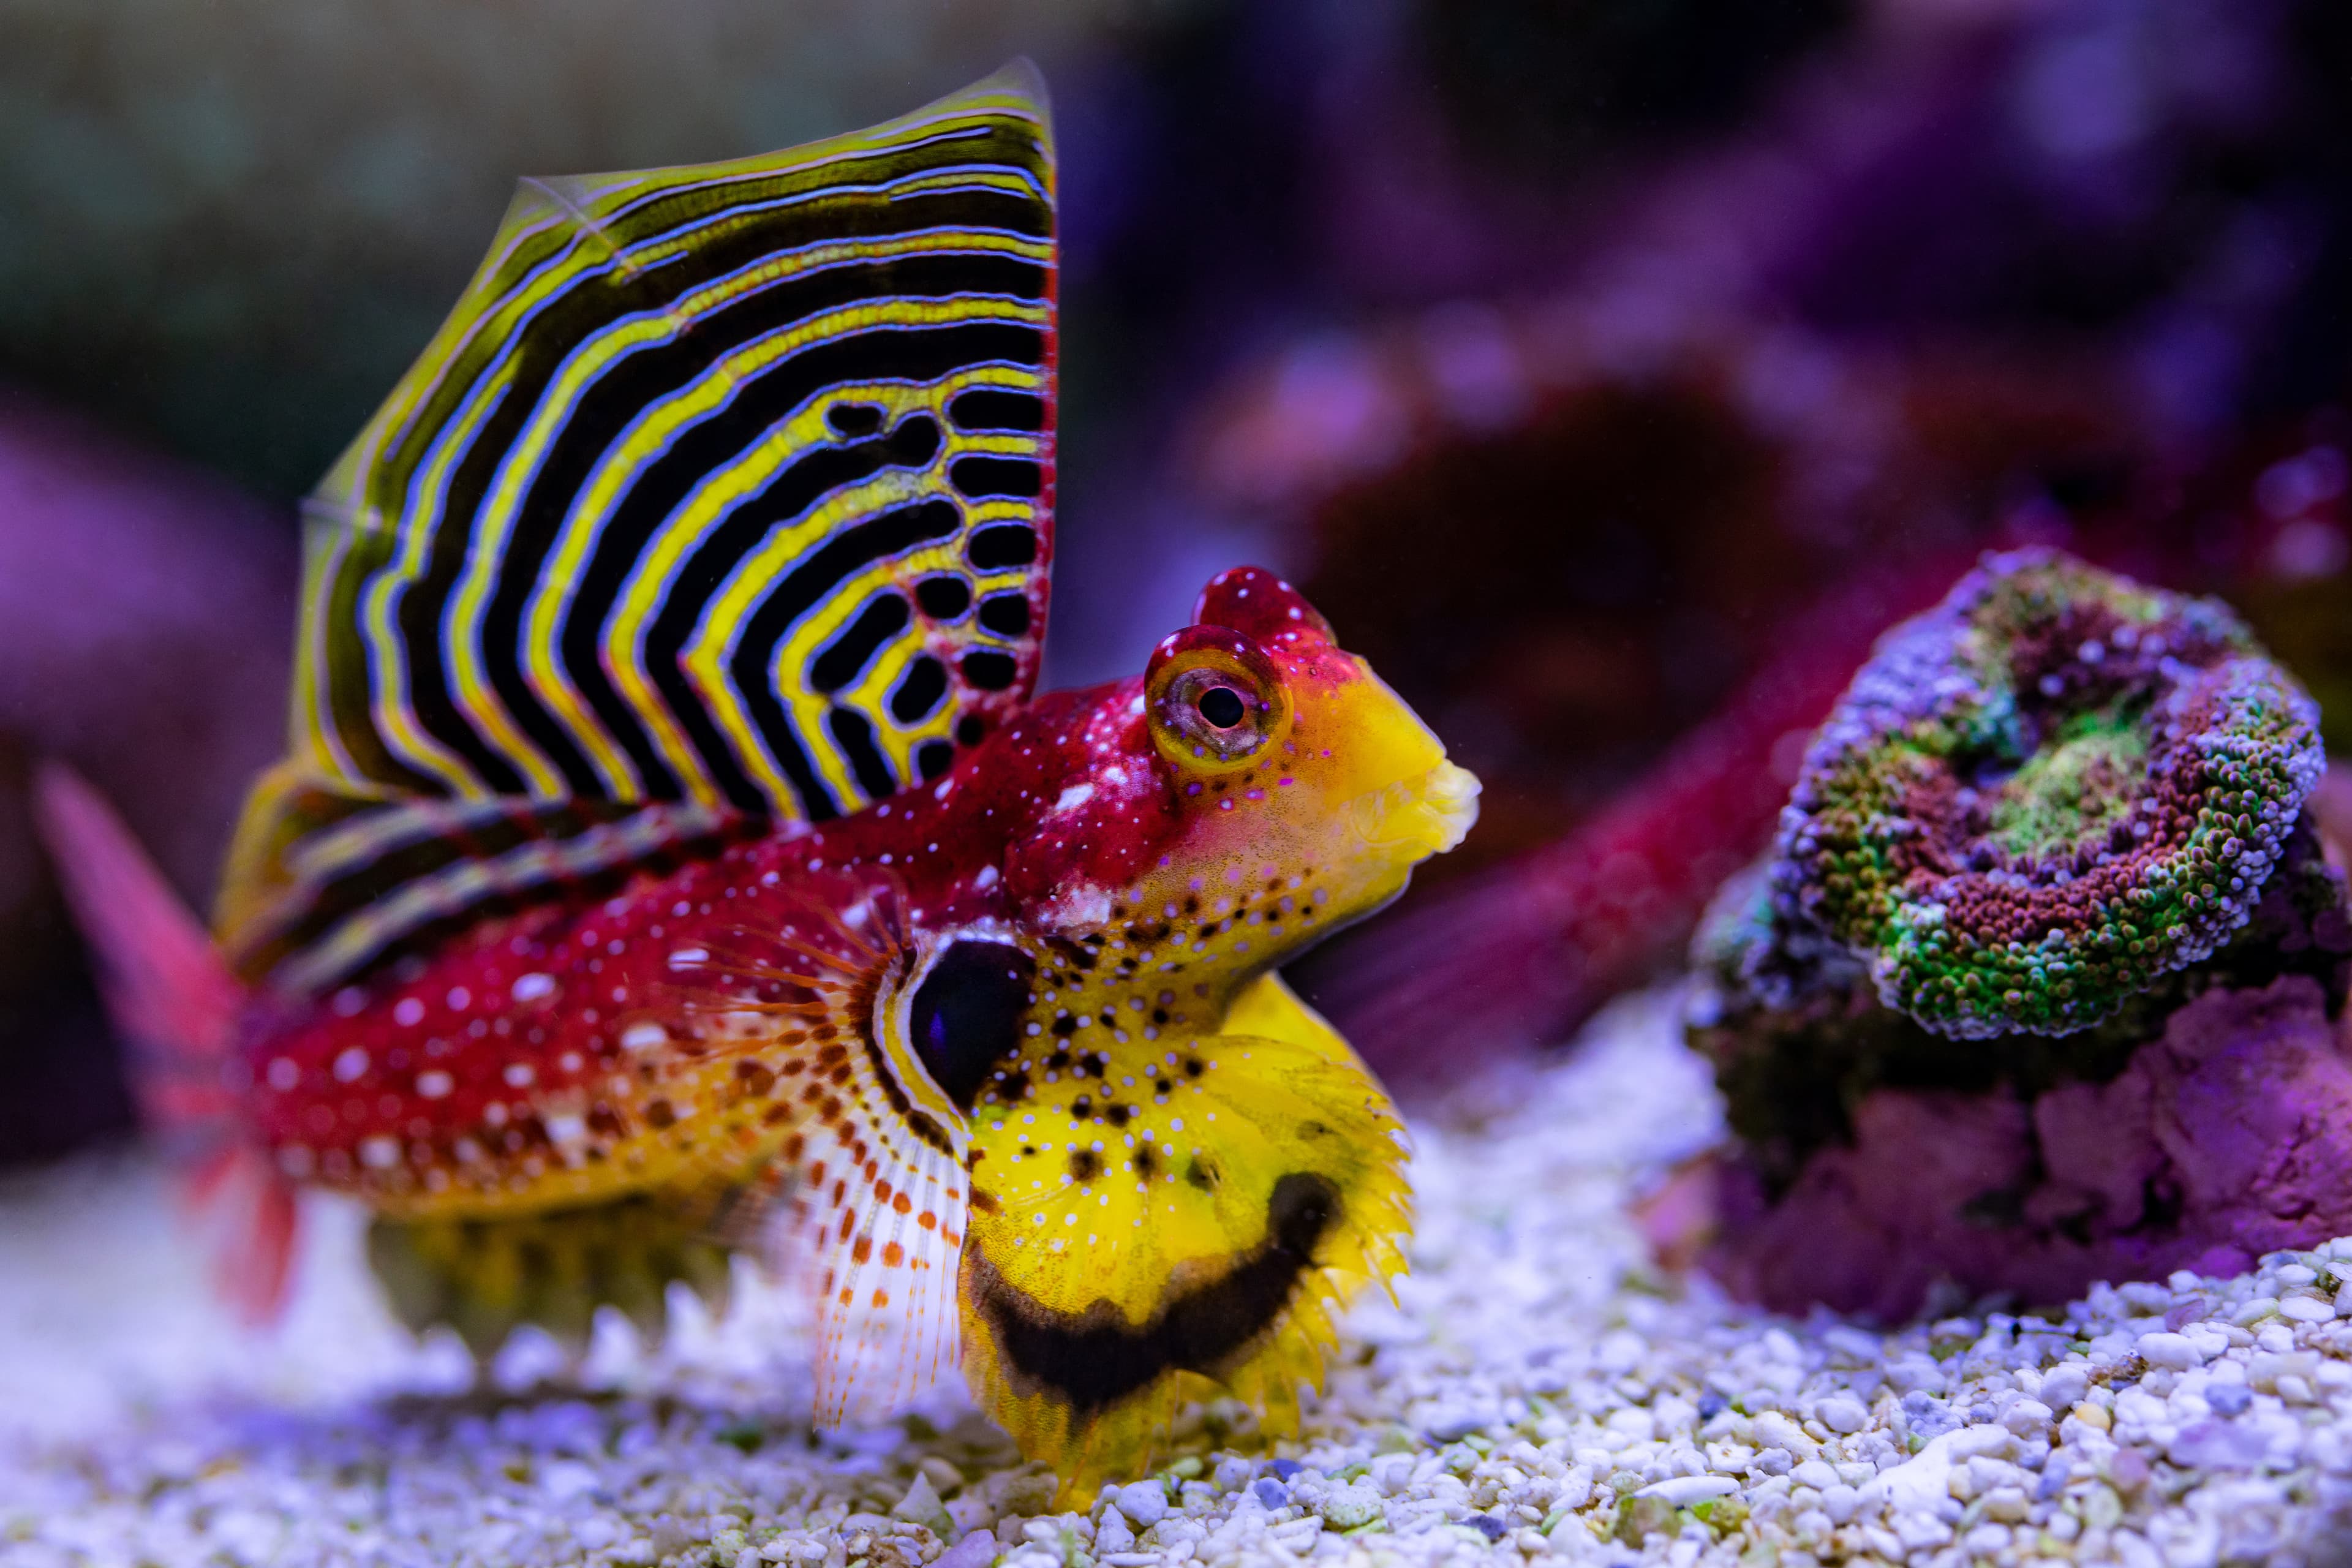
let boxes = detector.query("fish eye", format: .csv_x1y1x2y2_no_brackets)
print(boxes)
1144,627,1290,773
1196,685,1246,730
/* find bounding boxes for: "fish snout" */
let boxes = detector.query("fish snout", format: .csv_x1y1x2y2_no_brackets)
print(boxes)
1348,759,1481,859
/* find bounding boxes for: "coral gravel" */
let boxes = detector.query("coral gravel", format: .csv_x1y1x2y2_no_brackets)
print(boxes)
7,995,2352,1564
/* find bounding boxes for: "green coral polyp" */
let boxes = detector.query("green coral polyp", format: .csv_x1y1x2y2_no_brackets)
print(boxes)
1985,715,2146,856
1773,549,2326,1039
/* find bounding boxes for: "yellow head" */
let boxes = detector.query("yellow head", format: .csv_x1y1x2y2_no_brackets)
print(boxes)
932,567,1477,1491
993,564,1479,986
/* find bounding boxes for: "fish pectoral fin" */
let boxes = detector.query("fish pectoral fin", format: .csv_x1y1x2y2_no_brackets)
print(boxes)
955,1028,1411,1494
366,1189,735,1359
1219,970,1374,1071
756,1089,973,1430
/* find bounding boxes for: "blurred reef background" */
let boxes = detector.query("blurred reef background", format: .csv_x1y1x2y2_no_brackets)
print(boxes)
3,0,2350,1163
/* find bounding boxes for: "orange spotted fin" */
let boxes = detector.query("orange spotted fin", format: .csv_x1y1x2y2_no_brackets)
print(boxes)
674,882,974,1426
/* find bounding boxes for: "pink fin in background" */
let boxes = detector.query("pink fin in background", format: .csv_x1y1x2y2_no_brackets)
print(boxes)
32,760,298,1321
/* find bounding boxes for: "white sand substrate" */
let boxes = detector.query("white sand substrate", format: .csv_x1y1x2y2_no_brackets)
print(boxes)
6,991,2352,1567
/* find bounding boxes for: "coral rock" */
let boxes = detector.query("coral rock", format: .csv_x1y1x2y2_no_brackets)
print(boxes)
1774,548,2325,1039
1692,550,2350,1317
1705,974,2352,1320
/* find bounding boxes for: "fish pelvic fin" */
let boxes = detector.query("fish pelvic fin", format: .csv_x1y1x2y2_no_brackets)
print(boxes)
367,1191,736,1359
32,760,298,1321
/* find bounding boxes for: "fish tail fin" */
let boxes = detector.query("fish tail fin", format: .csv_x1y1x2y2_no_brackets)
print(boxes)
32,760,299,1320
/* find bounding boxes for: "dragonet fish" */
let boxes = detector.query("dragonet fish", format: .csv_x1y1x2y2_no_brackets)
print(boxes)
36,62,1479,1490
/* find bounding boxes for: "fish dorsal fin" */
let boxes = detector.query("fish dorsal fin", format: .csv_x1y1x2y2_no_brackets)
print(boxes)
224,64,1055,989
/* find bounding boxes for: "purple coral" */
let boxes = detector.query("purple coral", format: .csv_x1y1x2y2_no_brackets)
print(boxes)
1774,548,2325,1039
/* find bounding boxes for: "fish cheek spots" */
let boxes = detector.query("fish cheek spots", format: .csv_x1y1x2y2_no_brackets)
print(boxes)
967,1173,1342,1414
907,941,1036,1112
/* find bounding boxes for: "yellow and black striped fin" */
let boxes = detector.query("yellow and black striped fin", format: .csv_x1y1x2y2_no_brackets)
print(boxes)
220,64,1055,984
214,765,753,990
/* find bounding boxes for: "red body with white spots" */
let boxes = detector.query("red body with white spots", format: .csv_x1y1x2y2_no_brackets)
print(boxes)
243,684,1133,1200
238,570,1441,1217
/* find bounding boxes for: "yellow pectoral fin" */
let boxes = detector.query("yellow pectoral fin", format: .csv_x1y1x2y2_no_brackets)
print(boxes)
1221,971,1369,1072
955,1025,1412,1496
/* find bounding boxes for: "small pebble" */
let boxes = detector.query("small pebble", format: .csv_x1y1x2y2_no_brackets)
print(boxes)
2040,1366,2089,1409
1319,1482,1383,1529
1817,1395,1868,1433
2138,1330,2204,1370
1635,1475,1740,1504
1109,1481,1166,1529
1092,1510,1135,1555
935,1531,996,1568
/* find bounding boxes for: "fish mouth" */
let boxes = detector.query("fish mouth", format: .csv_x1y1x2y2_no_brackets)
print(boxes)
1346,760,1481,859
